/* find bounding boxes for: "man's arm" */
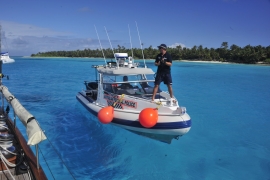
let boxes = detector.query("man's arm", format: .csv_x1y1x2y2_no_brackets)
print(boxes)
165,54,172,66
155,55,160,66
165,61,172,66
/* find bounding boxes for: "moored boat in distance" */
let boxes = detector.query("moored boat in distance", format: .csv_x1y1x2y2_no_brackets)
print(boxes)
76,53,192,144
1,52,15,64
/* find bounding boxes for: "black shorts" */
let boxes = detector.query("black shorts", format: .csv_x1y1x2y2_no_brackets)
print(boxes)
154,73,172,85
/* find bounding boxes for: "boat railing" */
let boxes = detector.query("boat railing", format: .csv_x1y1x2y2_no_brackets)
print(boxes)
103,80,154,84
0,85,47,169
0,85,77,179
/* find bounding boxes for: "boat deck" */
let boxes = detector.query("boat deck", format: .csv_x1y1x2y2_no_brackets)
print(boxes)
0,168,29,180
0,108,47,180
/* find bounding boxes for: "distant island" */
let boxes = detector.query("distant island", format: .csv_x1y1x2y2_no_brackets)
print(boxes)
31,42,270,64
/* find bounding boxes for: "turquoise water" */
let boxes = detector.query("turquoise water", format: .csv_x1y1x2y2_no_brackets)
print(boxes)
3,57,270,179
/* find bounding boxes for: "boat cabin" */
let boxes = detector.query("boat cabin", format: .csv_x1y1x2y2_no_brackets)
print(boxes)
102,73,158,96
85,53,161,100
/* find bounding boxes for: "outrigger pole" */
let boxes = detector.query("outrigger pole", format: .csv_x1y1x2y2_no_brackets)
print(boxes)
135,21,146,68
104,26,118,67
94,25,107,64
128,24,134,59
104,26,115,55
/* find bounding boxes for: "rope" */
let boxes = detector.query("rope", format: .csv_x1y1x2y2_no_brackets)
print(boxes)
39,146,56,180
0,145,17,156
0,162,10,180
0,124,8,129
45,137,76,180
0,151,15,180
112,94,125,107
155,101,162,109
31,121,76,179
22,160,33,180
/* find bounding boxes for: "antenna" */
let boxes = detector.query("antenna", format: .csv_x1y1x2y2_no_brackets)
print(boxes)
128,24,134,58
135,21,146,68
94,25,107,64
104,26,115,55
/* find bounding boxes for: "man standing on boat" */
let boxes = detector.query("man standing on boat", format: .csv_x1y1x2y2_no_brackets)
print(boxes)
151,44,175,105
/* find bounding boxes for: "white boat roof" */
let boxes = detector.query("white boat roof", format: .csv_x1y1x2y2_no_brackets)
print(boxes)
1,52,9,55
114,53,128,58
97,67,155,75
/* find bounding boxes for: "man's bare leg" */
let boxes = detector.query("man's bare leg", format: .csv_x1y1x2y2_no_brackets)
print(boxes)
167,84,173,98
167,84,176,104
152,85,159,101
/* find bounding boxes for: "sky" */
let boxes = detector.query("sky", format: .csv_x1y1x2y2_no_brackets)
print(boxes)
0,0,270,56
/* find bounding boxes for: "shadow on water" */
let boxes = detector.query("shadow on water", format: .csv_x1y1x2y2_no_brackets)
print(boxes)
16,94,51,104
38,102,126,179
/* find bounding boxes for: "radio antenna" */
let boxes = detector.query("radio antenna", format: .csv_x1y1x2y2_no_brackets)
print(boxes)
94,25,107,64
128,24,134,59
135,21,146,68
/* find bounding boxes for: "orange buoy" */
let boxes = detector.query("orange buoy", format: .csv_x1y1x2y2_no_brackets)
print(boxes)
139,108,158,128
98,106,114,124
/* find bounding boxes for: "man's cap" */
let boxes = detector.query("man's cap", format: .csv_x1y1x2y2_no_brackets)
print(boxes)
157,44,167,50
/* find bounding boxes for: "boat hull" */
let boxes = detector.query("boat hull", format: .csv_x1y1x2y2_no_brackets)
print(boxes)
76,92,191,139
1,52,15,64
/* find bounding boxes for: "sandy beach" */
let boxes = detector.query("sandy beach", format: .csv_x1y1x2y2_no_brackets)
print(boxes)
178,60,232,64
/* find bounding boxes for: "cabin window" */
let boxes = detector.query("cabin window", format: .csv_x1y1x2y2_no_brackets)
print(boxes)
102,75,160,96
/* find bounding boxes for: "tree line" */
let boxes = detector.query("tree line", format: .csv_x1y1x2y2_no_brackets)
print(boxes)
31,42,270,64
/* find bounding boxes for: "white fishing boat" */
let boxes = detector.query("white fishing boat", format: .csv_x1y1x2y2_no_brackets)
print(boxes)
76,53,192,143
1,52,15,64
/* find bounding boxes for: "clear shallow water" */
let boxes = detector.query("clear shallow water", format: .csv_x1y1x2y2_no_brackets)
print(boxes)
3,57,270,179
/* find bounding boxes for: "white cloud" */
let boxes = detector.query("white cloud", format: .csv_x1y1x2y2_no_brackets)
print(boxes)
0,20,105,55
169,42,186,48
1,20,73,39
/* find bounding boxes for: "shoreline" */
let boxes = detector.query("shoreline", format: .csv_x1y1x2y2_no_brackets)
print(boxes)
178,60,270,65
24,56,270,65
178,60,231,64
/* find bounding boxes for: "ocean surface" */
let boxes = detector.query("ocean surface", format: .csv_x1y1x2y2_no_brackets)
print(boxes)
3,57,270,180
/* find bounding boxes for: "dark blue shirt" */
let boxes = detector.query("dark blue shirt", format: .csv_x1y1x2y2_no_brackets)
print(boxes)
155,52,172,74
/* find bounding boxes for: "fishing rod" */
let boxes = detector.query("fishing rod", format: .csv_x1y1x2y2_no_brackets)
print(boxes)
135,21,146,68
104,26,118,67
94,25,107,64
128,24,134,59
104,26,115,55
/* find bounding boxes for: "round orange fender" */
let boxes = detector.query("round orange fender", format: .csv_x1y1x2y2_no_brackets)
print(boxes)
98,106,114,124
139,108,158,128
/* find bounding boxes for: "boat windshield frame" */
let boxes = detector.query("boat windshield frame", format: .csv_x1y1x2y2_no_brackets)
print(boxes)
102,74,161,96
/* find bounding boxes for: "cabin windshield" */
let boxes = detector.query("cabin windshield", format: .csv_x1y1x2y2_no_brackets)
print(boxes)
102,74,161,96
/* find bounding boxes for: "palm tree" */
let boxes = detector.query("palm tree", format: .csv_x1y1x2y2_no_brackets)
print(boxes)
221,42,228,49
